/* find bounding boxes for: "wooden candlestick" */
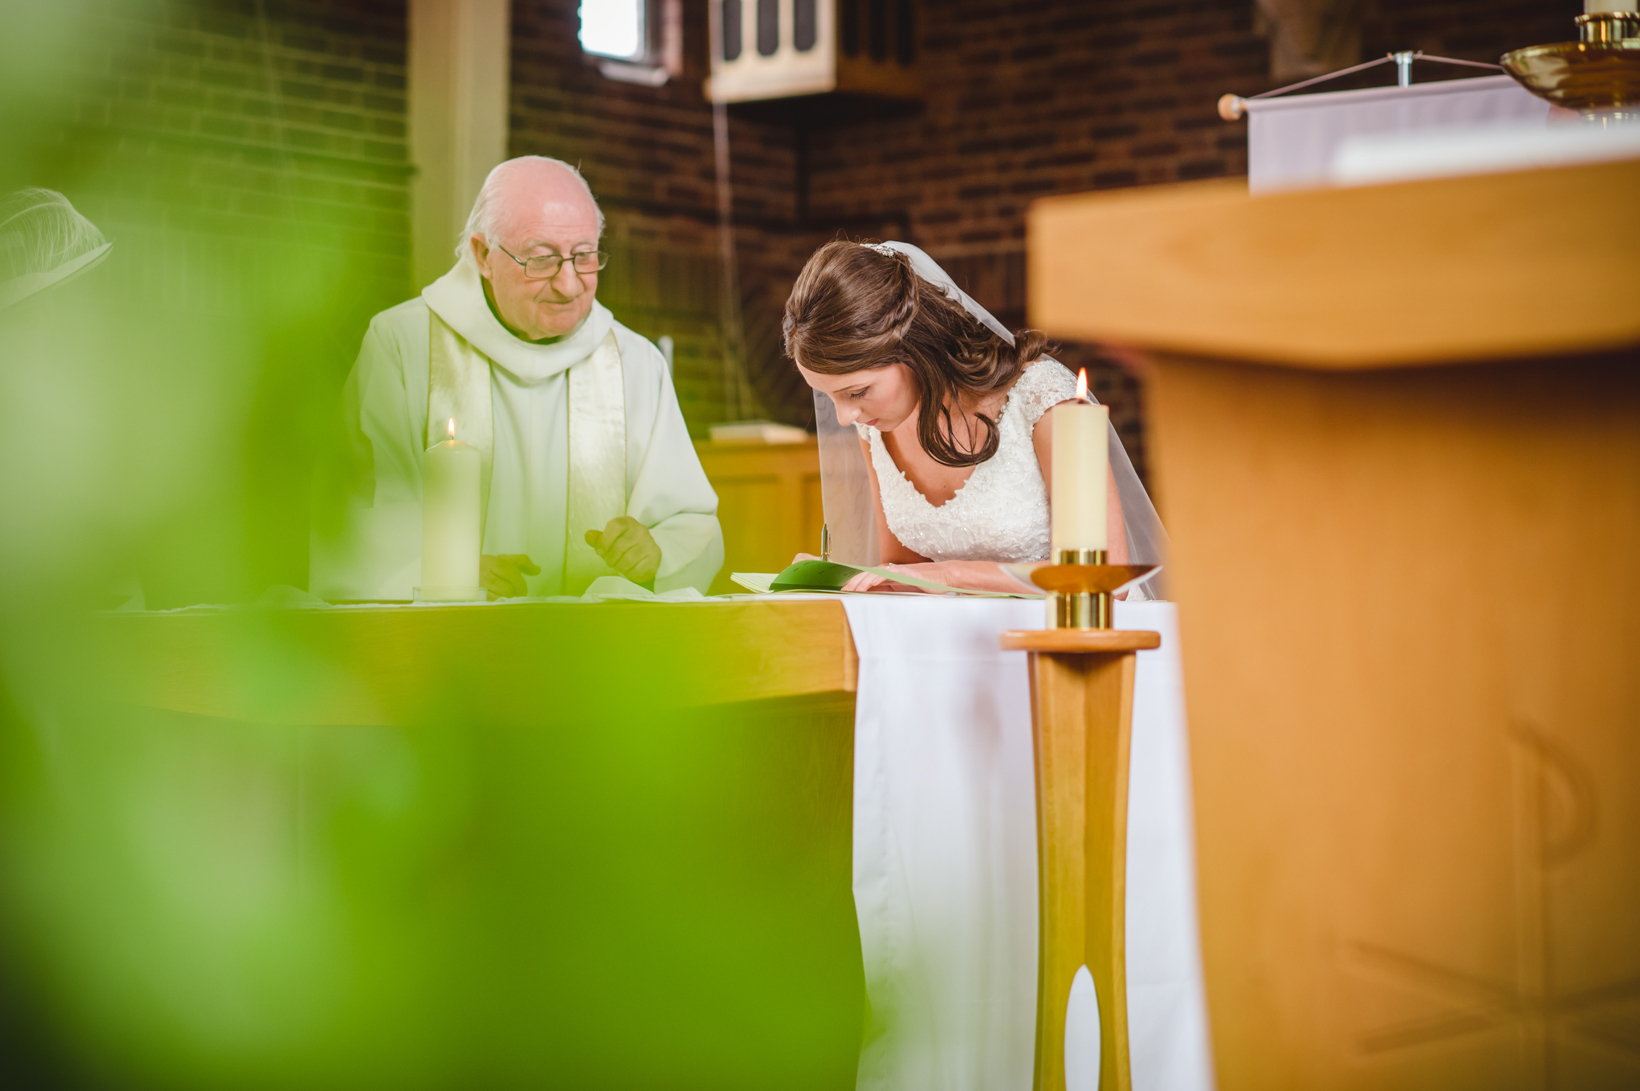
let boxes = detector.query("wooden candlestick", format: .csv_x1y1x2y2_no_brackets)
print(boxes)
1000,627,1162,1091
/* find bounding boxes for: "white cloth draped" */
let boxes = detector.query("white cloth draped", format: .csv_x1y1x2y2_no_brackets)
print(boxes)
1247,74,1550,193
844,596,1213,1091
310,262,722,599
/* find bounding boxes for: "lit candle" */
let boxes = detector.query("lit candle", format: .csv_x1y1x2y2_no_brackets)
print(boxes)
420,417,481,599
1050,368,1109,557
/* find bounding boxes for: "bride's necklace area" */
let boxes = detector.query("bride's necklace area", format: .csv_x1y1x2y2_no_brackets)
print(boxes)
881,387,1011,508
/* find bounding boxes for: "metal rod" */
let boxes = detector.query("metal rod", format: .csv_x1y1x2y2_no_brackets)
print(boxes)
1394,50,1414,87
1233,50,1506,111
1417,53,1506,71
1244,54,1397,102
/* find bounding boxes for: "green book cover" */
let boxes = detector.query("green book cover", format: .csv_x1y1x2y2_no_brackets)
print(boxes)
730,559,1033,598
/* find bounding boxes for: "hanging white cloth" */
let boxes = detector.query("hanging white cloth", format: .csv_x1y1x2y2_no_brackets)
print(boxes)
310,261,722,599
1245,74,1550,193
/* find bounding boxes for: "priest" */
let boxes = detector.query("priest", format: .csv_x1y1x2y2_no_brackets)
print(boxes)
311,157,722,600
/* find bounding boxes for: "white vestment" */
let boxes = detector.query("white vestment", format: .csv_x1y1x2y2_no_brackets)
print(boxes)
310,261,722,599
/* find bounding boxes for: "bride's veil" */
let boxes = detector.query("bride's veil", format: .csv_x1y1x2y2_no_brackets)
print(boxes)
813,388,881,566
812,240,1168,598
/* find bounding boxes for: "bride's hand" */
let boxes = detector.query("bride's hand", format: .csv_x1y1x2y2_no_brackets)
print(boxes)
841,563,931,594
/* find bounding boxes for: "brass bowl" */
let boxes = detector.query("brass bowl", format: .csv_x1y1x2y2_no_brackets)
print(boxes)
1000,563,1160,596
1502,40,1640,112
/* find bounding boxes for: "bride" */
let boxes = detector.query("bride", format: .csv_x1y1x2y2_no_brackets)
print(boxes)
783,240,1164,594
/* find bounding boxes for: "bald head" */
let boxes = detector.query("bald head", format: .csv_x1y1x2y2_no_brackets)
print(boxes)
460,156,604,261
464,157,606,342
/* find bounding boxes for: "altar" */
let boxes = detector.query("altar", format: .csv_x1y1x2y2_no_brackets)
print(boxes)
75,598,863,1089
75,593,1208,1091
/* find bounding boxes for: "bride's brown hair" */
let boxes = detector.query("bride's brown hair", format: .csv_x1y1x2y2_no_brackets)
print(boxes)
782,240,1051,468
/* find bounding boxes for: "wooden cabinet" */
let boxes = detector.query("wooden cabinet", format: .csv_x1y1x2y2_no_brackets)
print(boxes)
696,439,825,594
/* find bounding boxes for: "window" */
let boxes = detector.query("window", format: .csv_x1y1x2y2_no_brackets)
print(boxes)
579,0,644,61
580,0,682,86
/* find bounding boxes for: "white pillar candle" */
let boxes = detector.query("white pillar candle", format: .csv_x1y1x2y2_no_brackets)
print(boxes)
1586,1,1638,14
420,417,482,599
1050,369,1110,556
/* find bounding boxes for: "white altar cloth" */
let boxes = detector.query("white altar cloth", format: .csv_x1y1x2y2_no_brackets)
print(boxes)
843,597,1213,1091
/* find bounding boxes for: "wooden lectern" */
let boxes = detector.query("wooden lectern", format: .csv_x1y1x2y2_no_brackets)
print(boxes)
1001,627,1160,1091
1030,160,1640,1089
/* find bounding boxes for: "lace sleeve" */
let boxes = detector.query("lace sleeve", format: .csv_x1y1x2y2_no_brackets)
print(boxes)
1012,359,1079,425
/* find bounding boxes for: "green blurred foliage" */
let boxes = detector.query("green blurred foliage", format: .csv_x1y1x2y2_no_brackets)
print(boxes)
0,3,864,1086
4,644,862,1090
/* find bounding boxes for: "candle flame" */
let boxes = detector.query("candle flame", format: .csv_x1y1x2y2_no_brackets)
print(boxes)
447,417,455,439
1075,368,1088,401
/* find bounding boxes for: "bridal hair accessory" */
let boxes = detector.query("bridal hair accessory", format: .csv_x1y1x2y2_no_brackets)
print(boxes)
859,240,1016,346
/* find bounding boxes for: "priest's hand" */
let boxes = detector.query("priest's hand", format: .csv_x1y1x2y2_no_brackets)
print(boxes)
481,553,540,599
585,516,661,587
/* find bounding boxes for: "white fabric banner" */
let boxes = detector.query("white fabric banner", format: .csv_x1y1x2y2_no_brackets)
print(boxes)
844,596,1213,1091
1247,74,1550,193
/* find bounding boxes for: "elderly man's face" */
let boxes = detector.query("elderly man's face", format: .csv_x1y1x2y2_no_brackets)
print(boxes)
470,181,601,342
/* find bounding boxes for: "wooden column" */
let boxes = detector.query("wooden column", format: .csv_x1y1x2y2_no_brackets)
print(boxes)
1001,628,1162,1091
408,0,510,293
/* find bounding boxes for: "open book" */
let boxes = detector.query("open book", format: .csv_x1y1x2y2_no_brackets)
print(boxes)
730,559,1036,598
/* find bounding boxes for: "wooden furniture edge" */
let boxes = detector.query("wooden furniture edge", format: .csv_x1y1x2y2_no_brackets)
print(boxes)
87,598,860,724
1027,160,1640,370
1001,629,1162,653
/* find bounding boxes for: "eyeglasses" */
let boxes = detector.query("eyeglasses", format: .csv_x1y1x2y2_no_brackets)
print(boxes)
496,244,610,279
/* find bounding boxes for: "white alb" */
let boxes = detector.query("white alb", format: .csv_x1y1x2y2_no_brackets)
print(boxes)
309,260,723,600
861,358,1076,563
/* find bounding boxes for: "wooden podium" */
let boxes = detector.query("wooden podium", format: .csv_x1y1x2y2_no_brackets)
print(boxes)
1030,161,1640,1089
1001,627,1161,1091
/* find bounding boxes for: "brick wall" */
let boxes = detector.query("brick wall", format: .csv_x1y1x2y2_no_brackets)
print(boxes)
789,0,1287,478
1361,1,1579,82
21,0,1579,535
10,0,412,599
28,0,412,315
511,0,1577,481
511,0,799,429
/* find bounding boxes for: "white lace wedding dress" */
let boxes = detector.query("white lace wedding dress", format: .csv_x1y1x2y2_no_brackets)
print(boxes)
859,358,1075,564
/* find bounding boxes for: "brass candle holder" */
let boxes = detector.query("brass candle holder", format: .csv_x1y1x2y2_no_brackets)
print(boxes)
1502,8,1640,123
1003,553,1162,631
